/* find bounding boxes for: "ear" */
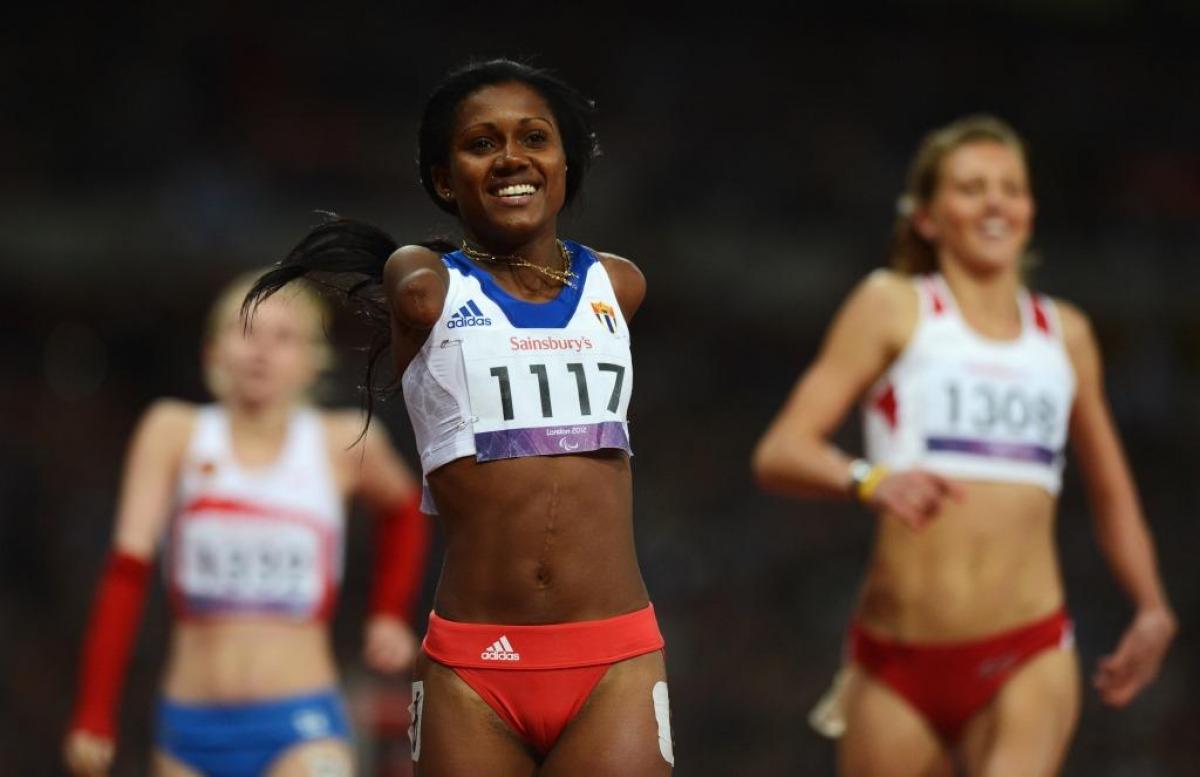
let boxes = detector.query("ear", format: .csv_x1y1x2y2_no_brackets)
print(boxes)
201,339,229,398
201,339,216,371
431,166,454,201
912,207,939,242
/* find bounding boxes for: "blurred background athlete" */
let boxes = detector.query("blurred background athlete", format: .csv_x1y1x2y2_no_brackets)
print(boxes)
754,115,1176,776
65,273,429,777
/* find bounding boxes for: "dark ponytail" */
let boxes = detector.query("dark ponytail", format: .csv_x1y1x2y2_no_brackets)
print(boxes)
243,213,453,428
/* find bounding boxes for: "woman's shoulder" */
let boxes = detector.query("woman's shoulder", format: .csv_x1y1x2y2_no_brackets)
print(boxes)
384,244,451,285
317,407,397,451
593,250,646,320
592,248,638,269
820,269,921,359
317,407,367,441
843,269,919,326
144,398,198,424
387,243,448,269
858,268,918,303
134,398,198,451
1043,296,1095,359
594,250,644,287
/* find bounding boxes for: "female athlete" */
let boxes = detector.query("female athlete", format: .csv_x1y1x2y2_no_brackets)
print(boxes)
754,115,1176,776
65,273,428,776
244,59,673,776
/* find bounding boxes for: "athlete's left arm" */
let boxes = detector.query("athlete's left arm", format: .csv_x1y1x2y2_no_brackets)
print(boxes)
598,252,646,323
1061,301,1177,707
331,413,429,673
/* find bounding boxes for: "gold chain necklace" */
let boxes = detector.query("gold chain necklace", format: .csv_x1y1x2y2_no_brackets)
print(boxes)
460,239,577,289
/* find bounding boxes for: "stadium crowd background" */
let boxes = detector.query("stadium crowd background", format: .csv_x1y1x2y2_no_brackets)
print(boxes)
1,2,1197,774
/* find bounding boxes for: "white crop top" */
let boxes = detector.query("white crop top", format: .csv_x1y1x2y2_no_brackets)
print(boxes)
862,274,1076,495
402,240,634,513
168,404,345,620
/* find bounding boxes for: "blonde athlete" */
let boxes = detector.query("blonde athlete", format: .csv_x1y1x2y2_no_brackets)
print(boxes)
754,116,1176,776
65,275,428,777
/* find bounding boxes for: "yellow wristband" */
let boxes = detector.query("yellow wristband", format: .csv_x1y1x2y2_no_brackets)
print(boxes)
855,465,890,504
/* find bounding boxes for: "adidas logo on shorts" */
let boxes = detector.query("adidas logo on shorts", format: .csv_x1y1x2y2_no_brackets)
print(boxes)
448,299,492,328
481,635,520,662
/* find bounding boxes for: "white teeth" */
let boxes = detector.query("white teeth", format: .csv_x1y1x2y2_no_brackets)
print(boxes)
496,184,536,197
980,217,1010,238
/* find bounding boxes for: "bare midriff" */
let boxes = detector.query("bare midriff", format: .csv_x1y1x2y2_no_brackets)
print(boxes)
857,480,1063,642
162,620,336,702
427,448,649,625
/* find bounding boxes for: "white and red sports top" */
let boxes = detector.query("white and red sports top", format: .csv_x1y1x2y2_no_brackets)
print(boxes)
862,274,1076,495
402,240,634,513
168,405,345,620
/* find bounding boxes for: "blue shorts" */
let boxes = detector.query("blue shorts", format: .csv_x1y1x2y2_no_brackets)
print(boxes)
155,689,352,777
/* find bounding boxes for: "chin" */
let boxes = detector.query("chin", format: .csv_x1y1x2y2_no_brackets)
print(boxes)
231,383,285,406
958,245,1022,274
484,214,547,242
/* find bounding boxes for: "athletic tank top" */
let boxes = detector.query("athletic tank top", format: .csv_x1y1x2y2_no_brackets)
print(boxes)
402,240,634,513
862,274,1075,495
168,405,345,620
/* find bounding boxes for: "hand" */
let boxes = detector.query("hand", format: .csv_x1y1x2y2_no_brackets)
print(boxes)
1094,606,1177,707
364,615,418,673
64,730,114,777
868,470,965,531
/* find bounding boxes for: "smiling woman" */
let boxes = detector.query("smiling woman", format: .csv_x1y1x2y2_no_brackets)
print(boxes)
753,115,1176,776
243,60,673,776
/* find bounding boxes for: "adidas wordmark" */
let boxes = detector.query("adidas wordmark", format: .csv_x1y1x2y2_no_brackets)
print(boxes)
481,635,521,662
448,299,492,328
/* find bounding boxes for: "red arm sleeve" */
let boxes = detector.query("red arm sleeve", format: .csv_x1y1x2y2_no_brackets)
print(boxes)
368,492,430,625
70,551,152,738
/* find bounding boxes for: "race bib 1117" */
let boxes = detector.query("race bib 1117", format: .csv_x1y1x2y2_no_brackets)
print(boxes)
461,330,633,461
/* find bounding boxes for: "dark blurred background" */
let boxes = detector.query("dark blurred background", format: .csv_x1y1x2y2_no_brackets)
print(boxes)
2,2,1197,775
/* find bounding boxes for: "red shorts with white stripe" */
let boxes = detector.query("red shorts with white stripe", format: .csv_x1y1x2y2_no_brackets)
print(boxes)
850,608,1074,743
422,604,665,755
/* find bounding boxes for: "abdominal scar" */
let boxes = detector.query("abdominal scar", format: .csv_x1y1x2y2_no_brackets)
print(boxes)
535,482,559,588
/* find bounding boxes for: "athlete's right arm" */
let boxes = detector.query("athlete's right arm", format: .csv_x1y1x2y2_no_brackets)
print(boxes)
64,400,193,777
384,244,450,371
752,271,961,528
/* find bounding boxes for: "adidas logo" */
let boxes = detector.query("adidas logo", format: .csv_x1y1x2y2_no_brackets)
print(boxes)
448,300,492,328
480,635,520,662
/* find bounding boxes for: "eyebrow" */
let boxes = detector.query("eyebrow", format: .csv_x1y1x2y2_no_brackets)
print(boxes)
459,117,555,134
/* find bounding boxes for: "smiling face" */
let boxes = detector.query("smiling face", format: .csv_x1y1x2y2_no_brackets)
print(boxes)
433,81,568,247
915,140,1034,275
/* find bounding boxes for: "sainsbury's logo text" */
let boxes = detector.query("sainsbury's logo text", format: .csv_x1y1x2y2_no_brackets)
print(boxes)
509,335,593,352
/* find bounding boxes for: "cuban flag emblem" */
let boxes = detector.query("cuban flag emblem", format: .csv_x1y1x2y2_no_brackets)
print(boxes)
591,301,618,333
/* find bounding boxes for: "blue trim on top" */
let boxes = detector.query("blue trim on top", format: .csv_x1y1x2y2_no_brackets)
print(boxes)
442,240,598,329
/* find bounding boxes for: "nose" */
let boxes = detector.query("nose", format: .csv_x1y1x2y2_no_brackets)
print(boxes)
982,184,1006,212
493,139,529,173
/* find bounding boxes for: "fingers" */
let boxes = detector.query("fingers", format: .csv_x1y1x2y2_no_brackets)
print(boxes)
366,642,413,673
876,471,956,531
364,623,418,673
929,473,968,502
1093,654,1141,707
64,733,114,777
364,632,393,670
1093,626,1166,708
898,488,938,529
